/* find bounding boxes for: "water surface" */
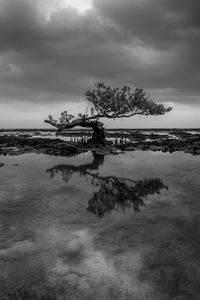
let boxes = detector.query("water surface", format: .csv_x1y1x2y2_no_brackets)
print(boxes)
0,151,200,299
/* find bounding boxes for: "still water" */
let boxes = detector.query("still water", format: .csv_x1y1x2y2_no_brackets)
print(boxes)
0,151,200,300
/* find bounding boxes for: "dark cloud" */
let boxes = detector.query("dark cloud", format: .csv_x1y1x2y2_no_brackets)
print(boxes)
94,0,200,93
0,0,199,109
94,0,200,49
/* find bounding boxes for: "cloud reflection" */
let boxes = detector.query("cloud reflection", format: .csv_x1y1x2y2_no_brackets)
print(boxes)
0,225,157,299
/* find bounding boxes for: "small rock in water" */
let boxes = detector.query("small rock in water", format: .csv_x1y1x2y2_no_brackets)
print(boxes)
0,162,4,168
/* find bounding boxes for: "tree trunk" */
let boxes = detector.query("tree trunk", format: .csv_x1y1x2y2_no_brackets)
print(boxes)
89,121,105,147
45,118,106,147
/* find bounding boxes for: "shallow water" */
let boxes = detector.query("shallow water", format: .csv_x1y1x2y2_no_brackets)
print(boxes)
0,150,200,300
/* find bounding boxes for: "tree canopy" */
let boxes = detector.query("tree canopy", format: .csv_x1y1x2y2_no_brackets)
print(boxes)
45,82,172,145
85,82,172,119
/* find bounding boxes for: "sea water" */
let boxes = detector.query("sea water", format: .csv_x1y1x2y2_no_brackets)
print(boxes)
0,150,200,299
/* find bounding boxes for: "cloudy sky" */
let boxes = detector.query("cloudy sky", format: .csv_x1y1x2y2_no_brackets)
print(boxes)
0,0,199,128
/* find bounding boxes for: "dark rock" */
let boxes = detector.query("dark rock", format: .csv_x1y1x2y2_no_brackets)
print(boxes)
149,145,163,151
0,135,79,157
194,148,200,155
0,162,4,167
1,131,200,156
125,146,135,151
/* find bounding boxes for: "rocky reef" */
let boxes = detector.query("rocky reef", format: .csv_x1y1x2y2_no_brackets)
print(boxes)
0,135,81,156
0,129,200,157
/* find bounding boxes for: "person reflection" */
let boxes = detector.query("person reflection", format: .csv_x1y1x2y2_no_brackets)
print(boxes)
47,152,168,217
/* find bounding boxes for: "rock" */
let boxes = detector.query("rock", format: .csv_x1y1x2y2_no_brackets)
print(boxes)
0,162,4,168
149,145,163,151
125,146,135,151
0,135,78,157
1,132,200,156
93,149,115,156
194,148,200,155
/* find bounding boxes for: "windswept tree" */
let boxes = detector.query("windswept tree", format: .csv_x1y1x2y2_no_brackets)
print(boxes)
45,82,172,146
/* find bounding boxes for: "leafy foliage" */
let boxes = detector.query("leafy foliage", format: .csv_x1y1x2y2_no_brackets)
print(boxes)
45,82,172,132
85,82,172,118
59,111,75,124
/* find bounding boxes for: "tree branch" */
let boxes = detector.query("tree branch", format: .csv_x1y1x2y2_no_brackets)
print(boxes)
44,83,172,135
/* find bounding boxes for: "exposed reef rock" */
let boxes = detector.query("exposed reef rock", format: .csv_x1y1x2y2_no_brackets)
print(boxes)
132,136,200,155
0,135,80,156
0,130,200,157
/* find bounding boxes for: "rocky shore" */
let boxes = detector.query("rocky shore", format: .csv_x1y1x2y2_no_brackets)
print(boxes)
121,136,200,155
0,130,200,157
0,135,80,156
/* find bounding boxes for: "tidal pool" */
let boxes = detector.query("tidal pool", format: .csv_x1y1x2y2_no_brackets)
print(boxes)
0,150,200,300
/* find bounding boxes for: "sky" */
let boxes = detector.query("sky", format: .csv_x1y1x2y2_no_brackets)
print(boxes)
0,0,199,128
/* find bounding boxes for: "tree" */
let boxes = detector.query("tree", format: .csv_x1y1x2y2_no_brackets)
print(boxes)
46,152,168,217
45,82,172,146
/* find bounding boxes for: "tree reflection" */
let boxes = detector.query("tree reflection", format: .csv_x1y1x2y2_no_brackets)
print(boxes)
47,152,168,217
47,151,104,182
